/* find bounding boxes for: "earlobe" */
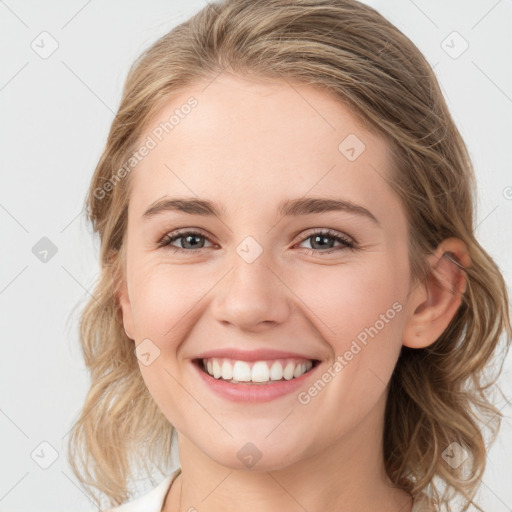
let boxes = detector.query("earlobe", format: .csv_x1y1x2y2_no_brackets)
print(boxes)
402,238,470,349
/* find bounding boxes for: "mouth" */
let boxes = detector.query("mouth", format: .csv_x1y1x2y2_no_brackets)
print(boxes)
193,357,321,385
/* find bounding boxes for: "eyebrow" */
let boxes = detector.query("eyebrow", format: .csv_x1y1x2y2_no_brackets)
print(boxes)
142,196,379,225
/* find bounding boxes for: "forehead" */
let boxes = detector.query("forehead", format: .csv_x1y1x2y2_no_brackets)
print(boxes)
129,73,396,219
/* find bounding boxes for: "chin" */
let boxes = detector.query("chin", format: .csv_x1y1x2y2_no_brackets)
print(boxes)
201,437,309,473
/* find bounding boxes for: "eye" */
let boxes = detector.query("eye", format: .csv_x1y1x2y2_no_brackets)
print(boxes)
158,229,214,252
295,229,356,255
158,228,356,256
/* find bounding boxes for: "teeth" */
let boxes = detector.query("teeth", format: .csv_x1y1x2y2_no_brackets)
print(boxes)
283,361,295,380
233,361,251,382
201,357,314,384
293,363,304,379
212,360,222,379
251,361,270,382
221,360,233,380
270,361,283,380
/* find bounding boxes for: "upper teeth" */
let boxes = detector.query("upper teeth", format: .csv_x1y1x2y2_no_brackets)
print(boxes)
203,358,314,383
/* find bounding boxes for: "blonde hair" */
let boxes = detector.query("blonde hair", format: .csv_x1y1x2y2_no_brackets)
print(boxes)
67,1,511,510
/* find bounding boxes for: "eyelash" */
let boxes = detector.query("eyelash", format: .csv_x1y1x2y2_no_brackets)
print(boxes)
157,228,357,256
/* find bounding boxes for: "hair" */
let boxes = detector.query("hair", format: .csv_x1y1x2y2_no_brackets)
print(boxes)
67,1,511,510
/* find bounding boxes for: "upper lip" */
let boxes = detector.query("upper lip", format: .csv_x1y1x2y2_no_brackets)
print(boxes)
193,348,319,362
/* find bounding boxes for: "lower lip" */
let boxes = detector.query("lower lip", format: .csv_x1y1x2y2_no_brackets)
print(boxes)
192,360,319,403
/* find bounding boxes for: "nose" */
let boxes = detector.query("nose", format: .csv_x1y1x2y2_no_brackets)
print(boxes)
210,251,291,332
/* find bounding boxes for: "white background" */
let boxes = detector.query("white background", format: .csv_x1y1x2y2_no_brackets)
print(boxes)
1,1,511,510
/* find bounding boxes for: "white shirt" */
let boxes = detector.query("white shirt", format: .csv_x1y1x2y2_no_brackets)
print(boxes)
103,468,181,512
102,467,434,511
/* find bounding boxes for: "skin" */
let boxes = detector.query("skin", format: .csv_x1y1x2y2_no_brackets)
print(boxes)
117,73,470,512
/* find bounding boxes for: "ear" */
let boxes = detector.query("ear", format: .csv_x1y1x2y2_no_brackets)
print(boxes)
402,237,471,349
111,248,135,341
117,278,135,341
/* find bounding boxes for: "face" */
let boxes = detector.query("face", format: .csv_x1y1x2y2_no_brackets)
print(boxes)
118,73,415,471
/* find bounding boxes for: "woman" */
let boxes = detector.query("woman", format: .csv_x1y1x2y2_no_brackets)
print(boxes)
68,1,511,511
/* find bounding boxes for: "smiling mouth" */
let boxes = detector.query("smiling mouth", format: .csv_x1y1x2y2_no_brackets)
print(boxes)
193,357,320,385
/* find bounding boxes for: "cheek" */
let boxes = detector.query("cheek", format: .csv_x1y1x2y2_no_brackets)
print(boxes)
283,262,407,442
126,260,205,429
295,256,406,343
126,258,219,350
290,256,407,395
